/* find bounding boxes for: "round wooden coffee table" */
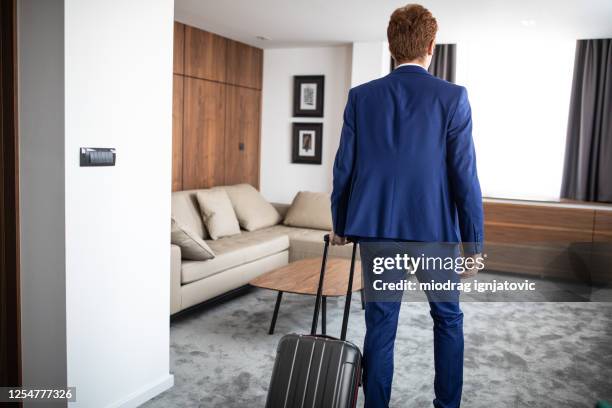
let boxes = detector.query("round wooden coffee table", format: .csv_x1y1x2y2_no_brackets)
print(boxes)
250,257,363,335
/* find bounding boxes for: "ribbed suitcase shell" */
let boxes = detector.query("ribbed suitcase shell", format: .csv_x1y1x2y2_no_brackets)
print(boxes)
266,333,361,408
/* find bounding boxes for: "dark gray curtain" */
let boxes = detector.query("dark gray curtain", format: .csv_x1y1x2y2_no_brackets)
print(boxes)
561,39,612,203
428,44,456,83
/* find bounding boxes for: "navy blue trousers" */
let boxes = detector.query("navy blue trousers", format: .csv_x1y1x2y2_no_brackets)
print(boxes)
359,241,464,408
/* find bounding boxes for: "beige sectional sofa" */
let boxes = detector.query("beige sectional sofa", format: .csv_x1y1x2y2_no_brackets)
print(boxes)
170,188,356,315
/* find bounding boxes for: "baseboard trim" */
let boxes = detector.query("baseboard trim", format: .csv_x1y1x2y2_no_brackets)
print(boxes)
106,374,174,408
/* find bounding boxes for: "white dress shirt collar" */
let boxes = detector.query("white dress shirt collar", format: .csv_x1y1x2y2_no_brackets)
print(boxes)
395,62,426,69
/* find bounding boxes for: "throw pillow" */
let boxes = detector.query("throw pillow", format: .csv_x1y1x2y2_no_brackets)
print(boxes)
284,191,333,231
196,189,241,240
223,184,281,231
171,218,215,260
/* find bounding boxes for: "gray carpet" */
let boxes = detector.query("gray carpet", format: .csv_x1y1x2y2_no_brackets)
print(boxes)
144,287,612,407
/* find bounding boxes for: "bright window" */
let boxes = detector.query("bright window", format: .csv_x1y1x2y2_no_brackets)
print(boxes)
456,38,576,201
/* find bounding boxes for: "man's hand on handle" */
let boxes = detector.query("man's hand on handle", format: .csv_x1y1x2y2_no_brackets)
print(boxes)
330,231,348,246
459,253,482,279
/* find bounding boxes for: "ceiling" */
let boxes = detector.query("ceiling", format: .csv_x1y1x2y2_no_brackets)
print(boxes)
175,0,612,48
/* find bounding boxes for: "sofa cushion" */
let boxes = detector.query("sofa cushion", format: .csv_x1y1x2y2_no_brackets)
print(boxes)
181,228,290,284
172,190,208,239
223,184,281,231
171,218,215,261
196,189,241,240
284,191,333,231
261,225,358,262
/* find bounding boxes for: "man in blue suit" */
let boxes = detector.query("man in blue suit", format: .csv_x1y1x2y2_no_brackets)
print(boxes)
330,4,484,408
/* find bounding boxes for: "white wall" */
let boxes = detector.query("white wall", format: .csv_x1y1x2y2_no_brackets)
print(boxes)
18,2,67,406
350,41,391,87
260,46,352,203
19,0,175,406
64,0,174,406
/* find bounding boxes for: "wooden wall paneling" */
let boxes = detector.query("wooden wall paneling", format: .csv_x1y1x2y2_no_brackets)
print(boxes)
184,25,227,82
174,23,263,191
173,22,184,74
183,77,226,189
224,85,261,188
172,74,184,191
225,39,263,89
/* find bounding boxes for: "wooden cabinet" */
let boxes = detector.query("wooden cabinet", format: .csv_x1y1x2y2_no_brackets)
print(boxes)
184,25,227,82
182,77,226,189
591,210,612,283
172,75,183,191
483,201,612,283
594,210,612,242
484,202,594,243
224,85,261,187
173,22,184,74
226,39,263,89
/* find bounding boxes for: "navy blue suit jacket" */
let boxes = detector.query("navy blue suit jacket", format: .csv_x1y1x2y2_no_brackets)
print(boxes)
331,65,484,253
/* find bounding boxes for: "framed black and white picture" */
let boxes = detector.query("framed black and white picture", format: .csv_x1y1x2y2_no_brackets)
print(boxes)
293,75,324,117
292,123,323,164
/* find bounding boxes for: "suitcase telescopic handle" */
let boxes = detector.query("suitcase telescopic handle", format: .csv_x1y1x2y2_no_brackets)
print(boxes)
310,234,358,341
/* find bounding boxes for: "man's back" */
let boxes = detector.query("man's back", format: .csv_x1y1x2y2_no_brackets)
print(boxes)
331,64,483,248
333,6,482,408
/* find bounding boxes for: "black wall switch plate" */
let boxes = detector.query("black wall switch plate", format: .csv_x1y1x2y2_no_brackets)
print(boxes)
80,148,116,166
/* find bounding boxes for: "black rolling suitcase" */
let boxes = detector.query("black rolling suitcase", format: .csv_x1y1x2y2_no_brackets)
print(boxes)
265,234,362,408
